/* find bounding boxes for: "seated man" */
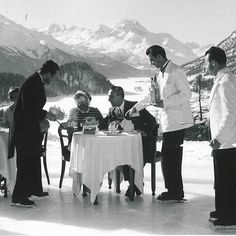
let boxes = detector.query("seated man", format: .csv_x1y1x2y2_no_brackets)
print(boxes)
100,86,158,196
67,90,103,140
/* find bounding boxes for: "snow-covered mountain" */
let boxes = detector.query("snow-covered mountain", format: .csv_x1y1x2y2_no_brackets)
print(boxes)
0,14,82,76
41,19,206,69
185,42,213,57
0,15,148,78
184,31,236,77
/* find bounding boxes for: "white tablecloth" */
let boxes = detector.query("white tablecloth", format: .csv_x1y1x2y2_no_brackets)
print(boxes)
0,130,16,194
69,131,144,203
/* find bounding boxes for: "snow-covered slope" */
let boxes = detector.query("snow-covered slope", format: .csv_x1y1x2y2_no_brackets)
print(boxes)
184,31,236,77
0,15,149,78
41,19,203,69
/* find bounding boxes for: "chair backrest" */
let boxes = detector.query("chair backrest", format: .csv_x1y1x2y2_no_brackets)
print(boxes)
58,122,70,161
145,123,161,163
40,132,48,157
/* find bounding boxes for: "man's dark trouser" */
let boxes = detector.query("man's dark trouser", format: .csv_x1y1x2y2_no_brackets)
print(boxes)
213,148,236,221
122,136,156,180
12,140,43,200
161,129,185,197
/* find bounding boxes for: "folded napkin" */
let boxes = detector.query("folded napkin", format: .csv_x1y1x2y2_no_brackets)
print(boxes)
120,119,134,132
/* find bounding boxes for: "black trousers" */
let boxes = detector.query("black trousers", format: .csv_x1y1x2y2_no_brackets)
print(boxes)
12,135,43,200
161,129,185,197
123,136,156,181
212,148,236,221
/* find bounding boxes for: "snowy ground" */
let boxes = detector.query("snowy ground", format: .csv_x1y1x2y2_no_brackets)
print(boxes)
1,77,230,235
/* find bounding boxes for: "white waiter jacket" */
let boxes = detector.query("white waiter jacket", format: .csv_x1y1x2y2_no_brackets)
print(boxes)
209,67,236,149
134,60,193,133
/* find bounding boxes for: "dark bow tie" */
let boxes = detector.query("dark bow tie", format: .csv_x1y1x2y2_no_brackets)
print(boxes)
160,61,169,78
160,60,169,73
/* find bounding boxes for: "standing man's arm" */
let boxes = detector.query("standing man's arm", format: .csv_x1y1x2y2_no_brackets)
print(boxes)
211,79,236,146
163,69,192,108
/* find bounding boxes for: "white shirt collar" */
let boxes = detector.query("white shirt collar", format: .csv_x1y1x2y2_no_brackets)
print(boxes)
37,72,44,84
119,100,125,114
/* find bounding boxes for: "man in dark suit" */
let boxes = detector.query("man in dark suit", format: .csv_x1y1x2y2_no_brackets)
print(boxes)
100,86,157,197
10,60,59,208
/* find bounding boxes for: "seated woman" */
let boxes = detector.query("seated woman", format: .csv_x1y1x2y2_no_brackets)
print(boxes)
0,87,19,127
0,87,19,142
67,90,103,140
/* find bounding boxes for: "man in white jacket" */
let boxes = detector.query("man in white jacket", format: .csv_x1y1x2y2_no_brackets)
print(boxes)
126,45,193,202
205,46,236,227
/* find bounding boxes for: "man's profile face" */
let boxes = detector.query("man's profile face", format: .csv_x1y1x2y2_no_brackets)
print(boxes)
44,70,60,85
204,54,214,76
148,52,162,69
108,90,122,107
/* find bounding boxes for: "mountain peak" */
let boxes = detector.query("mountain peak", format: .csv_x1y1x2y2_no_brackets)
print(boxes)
113,19,148,34
47,23,67,33
94,24,111,35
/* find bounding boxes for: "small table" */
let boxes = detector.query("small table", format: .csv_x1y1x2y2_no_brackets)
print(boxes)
0,130,16,195
69,131,144,204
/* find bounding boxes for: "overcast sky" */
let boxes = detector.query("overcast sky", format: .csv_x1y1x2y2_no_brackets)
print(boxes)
0,0,235,46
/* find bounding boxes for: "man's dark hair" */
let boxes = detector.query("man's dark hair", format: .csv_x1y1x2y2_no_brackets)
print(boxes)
146,45,167,59
205,46,227,66
40,60,59,75
110,86,124,98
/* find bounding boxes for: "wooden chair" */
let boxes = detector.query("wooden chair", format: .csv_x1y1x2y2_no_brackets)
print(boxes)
147,150,162,196
58,122,89,197
58,122,71,189
40,132,50,185
58,122,113,201
0,174,7,198
145,123,162,196
112,123,162,196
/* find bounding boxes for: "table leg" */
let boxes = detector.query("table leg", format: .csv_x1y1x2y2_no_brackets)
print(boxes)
93,195,99,205
108,172,112,189
129,167,135,201
116,168,121,193
82,184,88,197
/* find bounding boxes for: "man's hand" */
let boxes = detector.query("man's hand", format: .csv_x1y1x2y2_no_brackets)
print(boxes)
125,107,137,120
209,138,221,149
137,130,148,137
46,111,57,121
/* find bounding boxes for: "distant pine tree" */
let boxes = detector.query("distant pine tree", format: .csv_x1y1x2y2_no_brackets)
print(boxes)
0,61,113,103
0,72,25,103
46,61,112,96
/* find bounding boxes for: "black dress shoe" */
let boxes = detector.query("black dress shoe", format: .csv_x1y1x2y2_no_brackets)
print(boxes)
30,192,49,200
125,185,141,197
11,197,36,208
157,191,185,202
209,211,219,222
213,219,236,226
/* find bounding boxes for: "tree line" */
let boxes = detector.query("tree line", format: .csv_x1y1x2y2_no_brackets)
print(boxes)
0,61,113,104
